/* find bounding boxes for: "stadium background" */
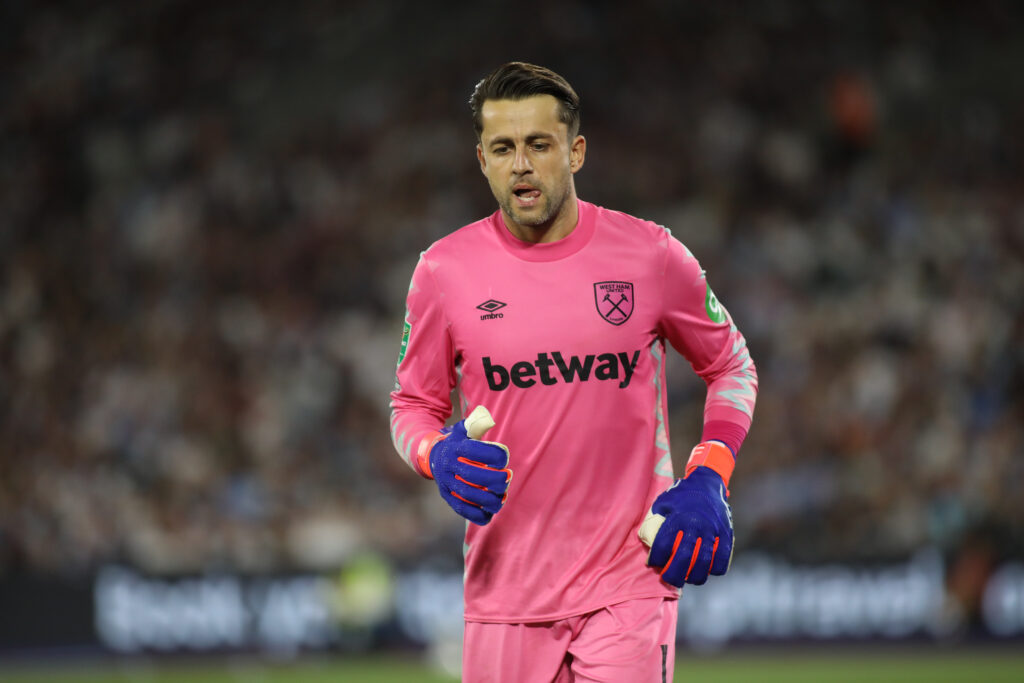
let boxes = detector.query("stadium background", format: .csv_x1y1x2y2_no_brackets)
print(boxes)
1,0,1022,680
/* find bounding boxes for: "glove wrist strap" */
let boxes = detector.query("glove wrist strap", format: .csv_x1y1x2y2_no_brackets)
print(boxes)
685,441,735,487
415,431,447,480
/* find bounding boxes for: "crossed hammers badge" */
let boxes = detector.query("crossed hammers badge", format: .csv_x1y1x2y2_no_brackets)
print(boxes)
594,281,635,326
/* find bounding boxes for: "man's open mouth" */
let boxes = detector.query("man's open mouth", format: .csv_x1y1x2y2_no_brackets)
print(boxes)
513,185,541,204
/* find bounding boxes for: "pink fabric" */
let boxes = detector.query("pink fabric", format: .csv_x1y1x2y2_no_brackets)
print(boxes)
463,597,678,683
390,200,757,622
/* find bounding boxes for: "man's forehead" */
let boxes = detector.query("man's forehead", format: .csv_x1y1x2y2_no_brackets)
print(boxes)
480,95,565,138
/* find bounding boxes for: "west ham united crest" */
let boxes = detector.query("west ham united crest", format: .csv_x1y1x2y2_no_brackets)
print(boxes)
594,281,634,326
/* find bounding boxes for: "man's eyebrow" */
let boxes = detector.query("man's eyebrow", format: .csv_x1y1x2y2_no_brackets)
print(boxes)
486,132,556,146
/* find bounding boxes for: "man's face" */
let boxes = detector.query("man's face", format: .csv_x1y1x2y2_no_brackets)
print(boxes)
476,95,585,235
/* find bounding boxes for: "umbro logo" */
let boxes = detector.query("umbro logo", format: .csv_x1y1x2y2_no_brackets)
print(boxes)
477,299,506,321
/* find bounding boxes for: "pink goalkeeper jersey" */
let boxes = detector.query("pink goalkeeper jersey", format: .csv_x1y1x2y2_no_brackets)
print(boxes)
390,200,757,623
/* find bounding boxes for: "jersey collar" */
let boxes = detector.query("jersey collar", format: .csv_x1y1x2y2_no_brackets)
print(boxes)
492,199,596,262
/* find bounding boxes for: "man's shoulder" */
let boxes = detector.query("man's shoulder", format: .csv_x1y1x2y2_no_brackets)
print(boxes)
423,212,498,261
585,202,677,262
588,202,673,243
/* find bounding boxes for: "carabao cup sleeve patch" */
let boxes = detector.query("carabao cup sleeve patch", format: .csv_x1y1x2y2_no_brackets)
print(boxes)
397,321,411,366
705,285,726,323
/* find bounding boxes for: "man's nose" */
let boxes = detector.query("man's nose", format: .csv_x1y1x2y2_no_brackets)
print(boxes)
512,146,533,174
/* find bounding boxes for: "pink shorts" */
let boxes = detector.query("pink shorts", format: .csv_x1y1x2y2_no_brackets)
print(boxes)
462,597,677,683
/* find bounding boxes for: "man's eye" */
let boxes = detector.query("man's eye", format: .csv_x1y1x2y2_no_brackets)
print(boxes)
493,146,509,154
531,143,548,151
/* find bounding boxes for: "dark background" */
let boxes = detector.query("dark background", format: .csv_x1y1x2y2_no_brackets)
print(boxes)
1,0,1022,653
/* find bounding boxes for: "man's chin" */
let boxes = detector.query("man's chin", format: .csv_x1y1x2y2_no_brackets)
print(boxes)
507,206,551,228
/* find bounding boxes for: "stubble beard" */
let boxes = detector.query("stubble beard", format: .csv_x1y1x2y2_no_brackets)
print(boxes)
499,181,569,232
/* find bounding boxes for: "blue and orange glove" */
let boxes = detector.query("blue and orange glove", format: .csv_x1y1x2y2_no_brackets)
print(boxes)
639,441,735,586
416,406,512,526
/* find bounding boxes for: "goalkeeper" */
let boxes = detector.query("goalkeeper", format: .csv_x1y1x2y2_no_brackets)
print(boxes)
390,62,757,682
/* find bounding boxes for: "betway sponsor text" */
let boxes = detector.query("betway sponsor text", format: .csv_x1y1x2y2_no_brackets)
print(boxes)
483,350,641,391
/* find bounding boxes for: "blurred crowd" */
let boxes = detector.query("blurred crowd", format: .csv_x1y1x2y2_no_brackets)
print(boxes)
1,1,1021,579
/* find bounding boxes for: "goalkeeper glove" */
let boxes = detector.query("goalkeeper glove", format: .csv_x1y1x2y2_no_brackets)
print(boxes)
639,441,734,587
417,406,512,526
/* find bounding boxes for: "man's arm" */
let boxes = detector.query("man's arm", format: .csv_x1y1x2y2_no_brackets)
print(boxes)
643,232,758,586
389,251,457,475
657,234,757,454
389,252,512,525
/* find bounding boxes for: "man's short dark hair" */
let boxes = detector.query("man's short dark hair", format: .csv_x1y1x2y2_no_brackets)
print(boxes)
469,62,581,141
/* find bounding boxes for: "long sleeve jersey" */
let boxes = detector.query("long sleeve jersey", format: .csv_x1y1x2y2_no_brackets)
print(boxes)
390,200,757,623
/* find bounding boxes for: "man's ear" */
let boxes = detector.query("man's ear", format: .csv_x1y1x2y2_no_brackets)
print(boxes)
570,135,586,173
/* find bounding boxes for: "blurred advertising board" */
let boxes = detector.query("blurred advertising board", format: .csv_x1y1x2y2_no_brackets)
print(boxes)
1,552,1022,656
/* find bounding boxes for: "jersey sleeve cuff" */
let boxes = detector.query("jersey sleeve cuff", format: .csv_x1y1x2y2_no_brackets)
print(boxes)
700,419,748,457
